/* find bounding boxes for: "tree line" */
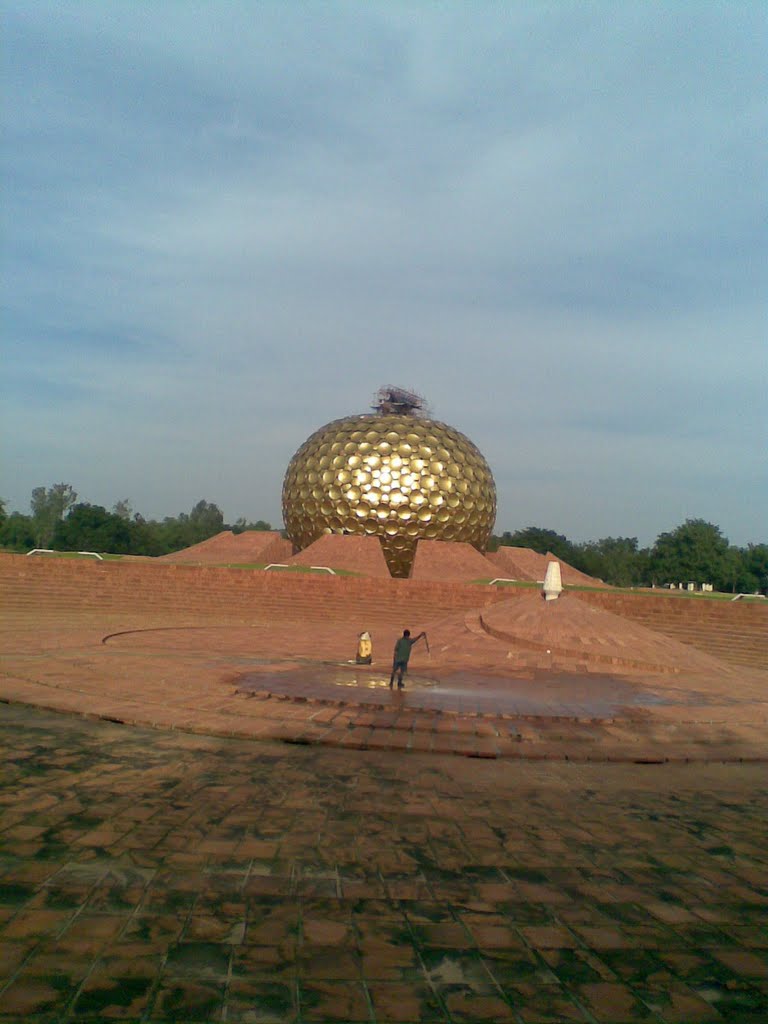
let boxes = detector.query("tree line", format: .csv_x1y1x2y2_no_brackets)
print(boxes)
0,484,271,558
0,484,765,592
489,525,768,595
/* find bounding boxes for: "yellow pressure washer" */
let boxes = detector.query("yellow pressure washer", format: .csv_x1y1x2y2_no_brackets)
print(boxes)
356,631,372,664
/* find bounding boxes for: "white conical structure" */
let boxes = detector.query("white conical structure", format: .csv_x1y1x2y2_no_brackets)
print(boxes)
542,561,563,601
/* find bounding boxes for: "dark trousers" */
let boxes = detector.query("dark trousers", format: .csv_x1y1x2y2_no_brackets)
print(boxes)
390,660,408,685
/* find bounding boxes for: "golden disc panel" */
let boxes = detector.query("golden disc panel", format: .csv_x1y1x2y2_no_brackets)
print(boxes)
282,414,496,577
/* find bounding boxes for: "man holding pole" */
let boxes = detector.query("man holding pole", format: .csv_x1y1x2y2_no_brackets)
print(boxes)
389,629,428,690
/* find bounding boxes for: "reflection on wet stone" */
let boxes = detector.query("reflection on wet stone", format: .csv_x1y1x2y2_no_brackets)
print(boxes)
0,705,767,1023
236,663,665,718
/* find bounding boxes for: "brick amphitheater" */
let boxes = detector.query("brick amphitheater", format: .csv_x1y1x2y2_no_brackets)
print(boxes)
1,531,766,763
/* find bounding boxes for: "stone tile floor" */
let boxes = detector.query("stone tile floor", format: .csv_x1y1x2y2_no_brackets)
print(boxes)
1,705,766,1022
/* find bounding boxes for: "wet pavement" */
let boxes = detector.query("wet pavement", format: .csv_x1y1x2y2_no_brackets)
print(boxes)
1,704,767,1023
3,617,767,762
235,664,668,720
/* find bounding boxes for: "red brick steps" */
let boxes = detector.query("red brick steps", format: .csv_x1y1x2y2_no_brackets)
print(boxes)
479,592,736,677
2,555,765,670
576,591,767,669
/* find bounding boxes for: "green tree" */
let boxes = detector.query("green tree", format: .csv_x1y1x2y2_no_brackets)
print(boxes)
52,504,133,554
126,517,165,557
112,499,133,520
649,519,730,588
576,537,644,587
735,543,768,594
30,483,78,547
0,512,36,551
188,500,224,543
500,527,576,562
231,517,272,534
139,500,226,554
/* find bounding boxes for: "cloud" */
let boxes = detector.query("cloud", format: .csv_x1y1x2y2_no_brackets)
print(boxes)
2,1,765,545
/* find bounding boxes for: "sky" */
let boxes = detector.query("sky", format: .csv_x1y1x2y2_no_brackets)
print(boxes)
2,1,766,546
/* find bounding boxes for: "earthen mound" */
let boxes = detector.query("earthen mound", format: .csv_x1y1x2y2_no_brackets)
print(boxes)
545,552,609,588
287,534,391,577
158,531,291,565
480,592,736,676
487,547,548,581
410,540,500,582
488,547,607,587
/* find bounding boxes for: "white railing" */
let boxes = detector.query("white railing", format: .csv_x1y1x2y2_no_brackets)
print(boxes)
263,563,336,575
27,549,103,560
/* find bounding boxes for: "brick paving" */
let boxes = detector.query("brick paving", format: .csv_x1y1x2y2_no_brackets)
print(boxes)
1,704,767,1023
2,560,768,1020
478,595,744,677
2,598,766,762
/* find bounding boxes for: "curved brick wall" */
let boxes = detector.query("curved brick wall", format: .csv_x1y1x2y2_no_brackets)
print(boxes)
0,553,514,626
1,554,765,668
575,590,767,669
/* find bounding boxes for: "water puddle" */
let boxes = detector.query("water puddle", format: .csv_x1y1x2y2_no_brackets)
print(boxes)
236,663,669,718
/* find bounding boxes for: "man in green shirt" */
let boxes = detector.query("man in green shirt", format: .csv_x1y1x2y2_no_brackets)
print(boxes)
389,629,427,690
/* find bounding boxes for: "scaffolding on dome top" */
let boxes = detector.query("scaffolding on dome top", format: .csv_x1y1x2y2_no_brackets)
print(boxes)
372,385,430,417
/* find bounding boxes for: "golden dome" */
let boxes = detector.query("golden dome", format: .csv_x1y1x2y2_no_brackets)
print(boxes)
282,412,496,577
